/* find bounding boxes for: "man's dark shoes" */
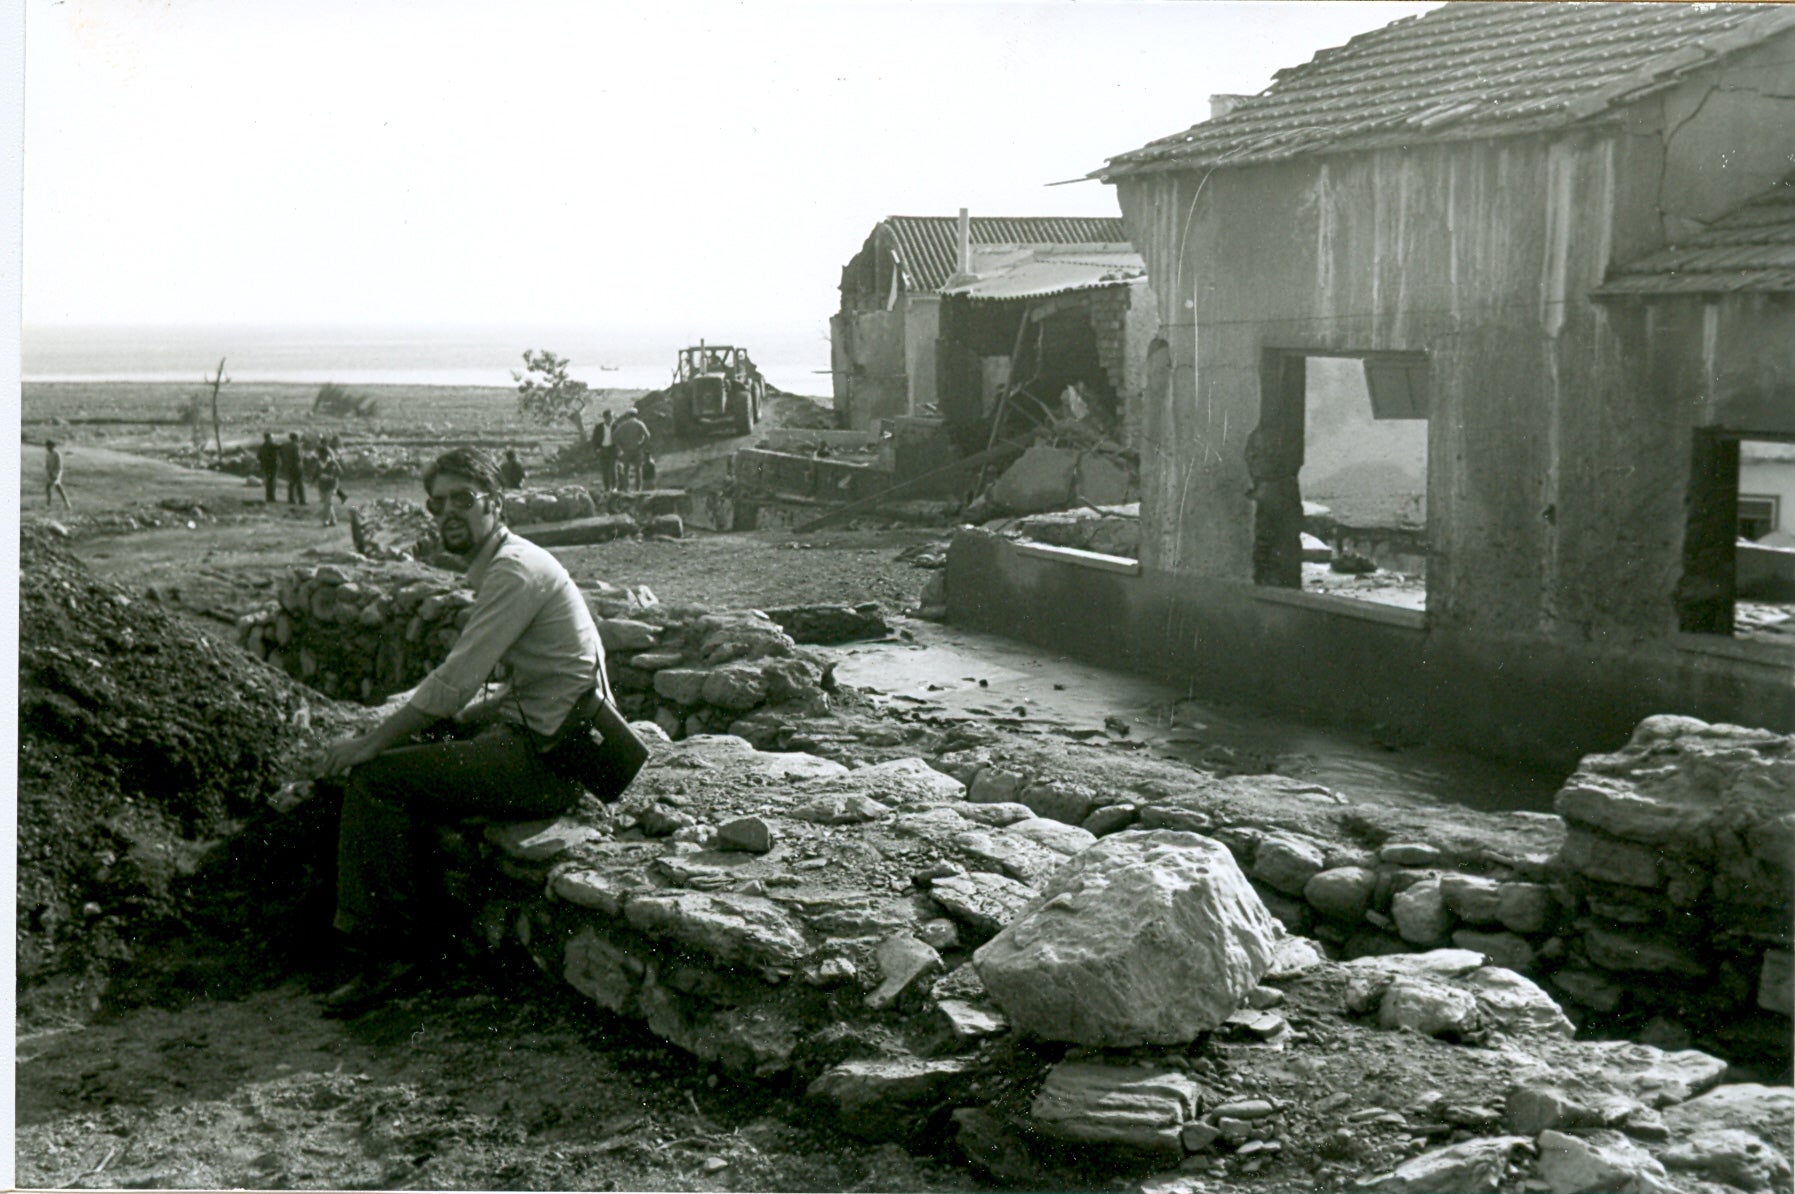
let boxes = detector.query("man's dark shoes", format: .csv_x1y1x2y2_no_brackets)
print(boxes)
322,957,420,1018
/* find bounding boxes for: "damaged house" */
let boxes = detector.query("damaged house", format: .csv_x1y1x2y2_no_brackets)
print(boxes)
949,2,1795,767
830,213,1132,430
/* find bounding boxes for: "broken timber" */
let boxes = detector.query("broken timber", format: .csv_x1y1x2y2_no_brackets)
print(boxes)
792,439,1029,533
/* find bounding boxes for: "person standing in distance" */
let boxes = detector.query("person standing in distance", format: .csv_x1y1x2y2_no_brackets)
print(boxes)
279,432,307,505
312,447,608,1016
44,440,71,511
256,432,280,503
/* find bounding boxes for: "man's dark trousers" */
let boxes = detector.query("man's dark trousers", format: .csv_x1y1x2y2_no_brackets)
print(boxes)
334,721,578,942
287,475,307,505
263,470,277,502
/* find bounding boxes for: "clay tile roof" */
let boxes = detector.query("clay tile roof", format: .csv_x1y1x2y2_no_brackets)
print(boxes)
880,216,1129,293
1099,2,1795,179
1595,173,1795,297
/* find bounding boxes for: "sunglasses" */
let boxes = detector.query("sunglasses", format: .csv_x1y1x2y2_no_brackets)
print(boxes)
426,489,487,517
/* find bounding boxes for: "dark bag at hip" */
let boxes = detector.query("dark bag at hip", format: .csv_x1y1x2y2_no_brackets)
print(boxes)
540,690,650,801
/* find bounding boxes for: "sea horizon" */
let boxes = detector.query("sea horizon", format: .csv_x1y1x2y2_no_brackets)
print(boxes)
21,322,837,399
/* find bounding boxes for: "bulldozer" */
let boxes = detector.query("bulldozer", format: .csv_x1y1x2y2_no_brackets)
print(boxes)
668,342,763,438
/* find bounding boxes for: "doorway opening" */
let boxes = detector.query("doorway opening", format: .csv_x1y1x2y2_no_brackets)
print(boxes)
1251,349,1430,611
1680,433,1795,645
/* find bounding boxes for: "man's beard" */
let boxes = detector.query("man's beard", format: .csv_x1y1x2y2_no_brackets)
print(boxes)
440,518,473,552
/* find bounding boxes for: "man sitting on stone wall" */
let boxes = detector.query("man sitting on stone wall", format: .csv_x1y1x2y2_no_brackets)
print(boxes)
312,446,610,1016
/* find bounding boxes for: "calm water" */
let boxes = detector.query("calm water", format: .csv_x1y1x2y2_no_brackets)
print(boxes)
22,323,835,398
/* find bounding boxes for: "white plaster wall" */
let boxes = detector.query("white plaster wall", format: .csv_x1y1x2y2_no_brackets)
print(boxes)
1299,356,1428,516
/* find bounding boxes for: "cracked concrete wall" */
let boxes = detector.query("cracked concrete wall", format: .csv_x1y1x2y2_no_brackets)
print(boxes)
1113,32,1795,645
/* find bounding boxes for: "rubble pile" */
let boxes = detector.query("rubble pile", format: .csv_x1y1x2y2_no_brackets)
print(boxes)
399,727,1792,1189
16,528,331,1020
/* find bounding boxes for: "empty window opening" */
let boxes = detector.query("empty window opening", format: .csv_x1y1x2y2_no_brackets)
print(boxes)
1251,350,1430,612
1679,435,1795,644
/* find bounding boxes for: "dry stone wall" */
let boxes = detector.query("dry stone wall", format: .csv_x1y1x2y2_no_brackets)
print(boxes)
236,563,841,732
376,729,1791,1190
936,717,1794,1069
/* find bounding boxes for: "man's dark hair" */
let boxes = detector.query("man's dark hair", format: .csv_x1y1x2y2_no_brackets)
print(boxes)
45,440,57,450
424,446,504,496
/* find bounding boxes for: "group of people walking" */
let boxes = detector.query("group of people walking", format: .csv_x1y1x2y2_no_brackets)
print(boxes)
258,431,345,525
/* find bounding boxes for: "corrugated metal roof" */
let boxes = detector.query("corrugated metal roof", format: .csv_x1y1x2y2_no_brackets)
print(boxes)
879,216,1129,293
1099,3,1795,179
1596,173,1795,296
939,250,1147,302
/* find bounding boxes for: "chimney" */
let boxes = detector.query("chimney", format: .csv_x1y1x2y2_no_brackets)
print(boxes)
1209,94,1249,120
957,207,971,276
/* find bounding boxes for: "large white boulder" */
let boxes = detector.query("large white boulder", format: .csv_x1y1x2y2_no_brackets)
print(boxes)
972,829,1279,1045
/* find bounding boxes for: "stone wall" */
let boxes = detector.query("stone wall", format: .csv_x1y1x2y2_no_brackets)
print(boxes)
236,564,841,734
936,716,1793,1068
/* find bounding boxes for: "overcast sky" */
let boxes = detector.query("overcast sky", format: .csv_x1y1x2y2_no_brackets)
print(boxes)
22,0,1438,334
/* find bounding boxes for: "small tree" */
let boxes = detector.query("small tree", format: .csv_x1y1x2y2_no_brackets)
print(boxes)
203,356,230,454
513,349,591,444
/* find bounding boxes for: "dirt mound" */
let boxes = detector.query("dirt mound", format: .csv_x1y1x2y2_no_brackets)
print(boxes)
16,525,354,1025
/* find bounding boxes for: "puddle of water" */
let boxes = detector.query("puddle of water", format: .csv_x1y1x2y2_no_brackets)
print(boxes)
832,621,1566,816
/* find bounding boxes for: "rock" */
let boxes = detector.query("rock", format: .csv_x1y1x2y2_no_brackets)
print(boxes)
1378,975,1481,1039
1440,874,1503,925
1464,966,1574,1037
791,795,891,825
1136,805,1212,834
951,829,1065,885
1255,882,1312,934
1224,1009,1287,1039
1560,826,1662,889
1551,966,1626,1013
916,917,960,950
1537,1129,1678,1194
931,999,1007,1046
1029,1061,1202,1157
1019,779,1097,826
623,891,811,968
1379,842,1445,867
1582,925,1707,977
562,926,642,1014
1504,1080,1621,1135
1758,948,1793,1015
653,668,709,706
1659,1083,1794,1144
1251,832,1327,896
1496,882,1556,935
637,804,696,836
1004,817,1097,856
1181,1121,1222,1152
1210,1098,1277,1121
701,662,771,711
1588,1042,1729,1108
865,934,942,1011
484,817,601,862
951,1107,1045,1186
1245,984,1285,1009
854,757,966,803
803,955,857,987
1305,866,1377,923
1083,803,1139,836
973,830,1279,1045
1359,1135,1532,1193
1654,1128,1793,1192
552,868,642,917
715,816,773,854
807,1057,979,1142
627,649,685,671
1392,878,1454,946
1264,935,1326,978
929,871,1039,937
958,801,1036,827
1450,929,1536,972
598,618,660,652
987,444,1079,515
967,767,1027,805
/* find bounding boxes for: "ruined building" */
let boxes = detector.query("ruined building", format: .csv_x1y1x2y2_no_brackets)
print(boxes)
951,2,1795,768
830,214,1133,431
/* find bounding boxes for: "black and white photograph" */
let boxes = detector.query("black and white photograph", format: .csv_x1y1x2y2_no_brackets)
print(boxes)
11,1,1795,1190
